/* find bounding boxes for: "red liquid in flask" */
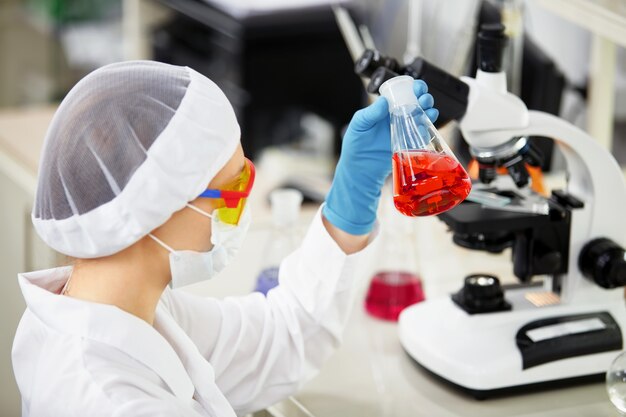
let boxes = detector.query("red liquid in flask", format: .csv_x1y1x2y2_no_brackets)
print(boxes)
392,150,471,217
365,271,425,321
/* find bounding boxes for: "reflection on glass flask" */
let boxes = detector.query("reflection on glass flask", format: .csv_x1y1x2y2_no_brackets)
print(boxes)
607,350,626,414
253,189,303,295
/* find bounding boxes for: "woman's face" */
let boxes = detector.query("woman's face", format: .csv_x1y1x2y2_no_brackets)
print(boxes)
151,144,246,253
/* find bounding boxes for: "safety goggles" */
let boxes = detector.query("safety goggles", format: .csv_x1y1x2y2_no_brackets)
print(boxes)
197,158,255,225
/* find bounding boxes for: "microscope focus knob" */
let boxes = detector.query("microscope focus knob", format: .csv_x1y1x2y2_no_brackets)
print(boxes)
579,238,626,289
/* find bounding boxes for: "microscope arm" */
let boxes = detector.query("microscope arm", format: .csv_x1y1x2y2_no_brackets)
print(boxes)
463,109,626,303
464,110,626,241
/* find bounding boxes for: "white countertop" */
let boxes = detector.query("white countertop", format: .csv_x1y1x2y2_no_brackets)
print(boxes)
288,303,616,417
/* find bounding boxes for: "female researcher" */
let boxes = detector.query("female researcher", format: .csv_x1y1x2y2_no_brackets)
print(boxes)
12,61,437,416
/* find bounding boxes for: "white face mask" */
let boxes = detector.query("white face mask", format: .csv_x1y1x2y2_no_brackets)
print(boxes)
150,204,251,288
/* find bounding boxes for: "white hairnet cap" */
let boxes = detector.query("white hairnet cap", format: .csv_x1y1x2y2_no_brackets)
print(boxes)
33,61,240,258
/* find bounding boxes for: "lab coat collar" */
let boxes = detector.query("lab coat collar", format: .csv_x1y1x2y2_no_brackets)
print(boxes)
17,267,195,401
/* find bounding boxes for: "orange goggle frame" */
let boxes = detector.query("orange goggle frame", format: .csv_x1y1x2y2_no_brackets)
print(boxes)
197,158,255,225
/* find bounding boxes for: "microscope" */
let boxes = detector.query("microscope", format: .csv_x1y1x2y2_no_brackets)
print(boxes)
356,24,626,397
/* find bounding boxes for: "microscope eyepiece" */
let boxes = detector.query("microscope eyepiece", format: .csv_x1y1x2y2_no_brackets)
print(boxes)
354,48,470,127
367,67,401,94
477,23,508,73
355,49,400,78
354,49,378,77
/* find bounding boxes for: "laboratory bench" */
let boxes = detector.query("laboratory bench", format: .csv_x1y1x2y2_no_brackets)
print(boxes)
202,205,620,417
0,106,624,417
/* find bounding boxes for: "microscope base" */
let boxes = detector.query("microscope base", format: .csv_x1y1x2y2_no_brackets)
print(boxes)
398,288,626,398
408,357,605,400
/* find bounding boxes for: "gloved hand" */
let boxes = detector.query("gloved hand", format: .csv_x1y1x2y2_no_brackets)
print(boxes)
323,80,439,235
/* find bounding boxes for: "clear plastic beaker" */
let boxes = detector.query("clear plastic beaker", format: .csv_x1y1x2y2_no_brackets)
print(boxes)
253,189,303,295
379,75,471,217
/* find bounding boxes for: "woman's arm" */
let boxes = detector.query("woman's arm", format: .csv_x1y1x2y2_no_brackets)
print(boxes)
162,82,437,414
161,207,375,414
322,216,370,254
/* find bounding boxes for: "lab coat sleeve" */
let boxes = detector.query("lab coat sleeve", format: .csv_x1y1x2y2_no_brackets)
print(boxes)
111,398,203,417
163,206,378,415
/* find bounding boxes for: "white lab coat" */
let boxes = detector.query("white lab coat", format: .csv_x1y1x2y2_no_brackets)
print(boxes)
12,210,376,417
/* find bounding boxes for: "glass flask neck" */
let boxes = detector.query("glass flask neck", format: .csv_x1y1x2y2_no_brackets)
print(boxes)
389,104,437,153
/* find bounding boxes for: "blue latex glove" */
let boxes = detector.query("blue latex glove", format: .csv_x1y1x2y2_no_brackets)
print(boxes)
323,80,439,235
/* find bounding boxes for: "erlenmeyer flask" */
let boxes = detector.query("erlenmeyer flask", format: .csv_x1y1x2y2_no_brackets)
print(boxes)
380,75,471,217
365,187,425,321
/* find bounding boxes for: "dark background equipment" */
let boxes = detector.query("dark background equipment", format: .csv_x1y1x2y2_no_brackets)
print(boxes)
152,0,365,159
